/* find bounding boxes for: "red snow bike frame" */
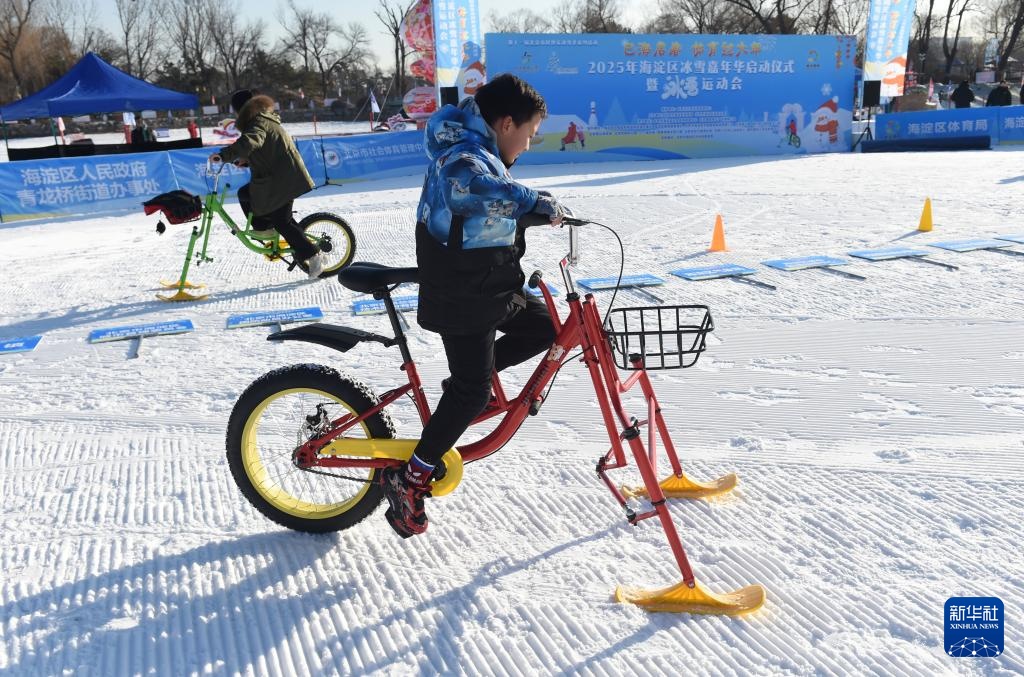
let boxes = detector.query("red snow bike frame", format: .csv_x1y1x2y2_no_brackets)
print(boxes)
286,220,765,615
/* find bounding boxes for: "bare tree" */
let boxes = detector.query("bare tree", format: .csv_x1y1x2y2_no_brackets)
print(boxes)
281,1,370,100
981,0,1024,78
643,0,757,33
911,0,939,75
551,0,584,32
721,0,817,34
313,21,370,101
114,0,165,78
488,8,553,32
207,0,265,91
809,0,836,34
942,0,974,76
828,0,866,37
581,0,630,32
166,0,217,92
279,0,316,75
551,0,631,33
0,0,43,97
375,0,414,99
46,0,116,58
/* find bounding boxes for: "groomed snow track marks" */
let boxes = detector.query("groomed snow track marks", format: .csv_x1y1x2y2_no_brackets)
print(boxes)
2,151,1022,675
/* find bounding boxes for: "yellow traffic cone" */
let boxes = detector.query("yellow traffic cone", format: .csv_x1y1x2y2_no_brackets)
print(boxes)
709,213,728,252
918,198,933,232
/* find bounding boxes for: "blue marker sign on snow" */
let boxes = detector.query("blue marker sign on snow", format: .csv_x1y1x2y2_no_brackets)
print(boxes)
929,239,1014,252
0,335,42,354
227,307,323,329
352,295,418,316
994,234,1024,245
578,274,664,290
761,255,851,271
672,263,758,280
88,319,195,343
848,247,930,261
525,282,559,297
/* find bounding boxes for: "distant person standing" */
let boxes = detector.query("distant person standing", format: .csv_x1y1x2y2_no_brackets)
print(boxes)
951,81,975,108
986,80,1012,106
187,118,199,139
130,118,145,145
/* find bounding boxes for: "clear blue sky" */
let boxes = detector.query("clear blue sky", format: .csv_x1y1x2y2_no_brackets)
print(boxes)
97,1,653,66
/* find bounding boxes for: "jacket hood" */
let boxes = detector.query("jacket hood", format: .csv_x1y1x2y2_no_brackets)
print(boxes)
424,98,499,161
236,94,279,129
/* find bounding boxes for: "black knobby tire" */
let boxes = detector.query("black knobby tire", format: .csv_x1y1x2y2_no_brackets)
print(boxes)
226,364,393,533
298,212,355,277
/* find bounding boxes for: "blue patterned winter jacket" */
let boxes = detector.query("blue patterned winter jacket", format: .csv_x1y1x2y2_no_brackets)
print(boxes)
417,99,539,248
415,99,542,334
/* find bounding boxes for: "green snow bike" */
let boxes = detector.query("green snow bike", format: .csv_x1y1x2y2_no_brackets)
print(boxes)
146,160,355,301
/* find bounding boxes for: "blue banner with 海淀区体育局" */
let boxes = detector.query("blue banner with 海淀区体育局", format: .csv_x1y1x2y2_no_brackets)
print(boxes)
864,0,915,97
996,106,1024,143
0,151,177,222
321,130,428,184
875,107,1012,143
485,33,857,162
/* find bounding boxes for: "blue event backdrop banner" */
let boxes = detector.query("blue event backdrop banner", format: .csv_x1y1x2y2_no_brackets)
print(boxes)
485,33,857,161
876,106,1024,145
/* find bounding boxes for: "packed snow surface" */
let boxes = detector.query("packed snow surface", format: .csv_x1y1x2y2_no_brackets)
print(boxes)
1,146,1022,675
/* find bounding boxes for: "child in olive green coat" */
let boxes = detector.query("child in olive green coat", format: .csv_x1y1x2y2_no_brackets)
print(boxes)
211,90,324,277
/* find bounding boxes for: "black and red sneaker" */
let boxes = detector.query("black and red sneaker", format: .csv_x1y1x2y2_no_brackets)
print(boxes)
380,465,432,538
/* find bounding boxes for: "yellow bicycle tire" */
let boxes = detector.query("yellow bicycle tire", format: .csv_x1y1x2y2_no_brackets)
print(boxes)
226,364,393,533
298,213,356,277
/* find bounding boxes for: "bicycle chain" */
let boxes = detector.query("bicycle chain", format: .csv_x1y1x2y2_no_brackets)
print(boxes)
300,466,376,484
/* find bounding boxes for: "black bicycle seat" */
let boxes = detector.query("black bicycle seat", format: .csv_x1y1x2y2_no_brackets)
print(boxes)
337,262,418,293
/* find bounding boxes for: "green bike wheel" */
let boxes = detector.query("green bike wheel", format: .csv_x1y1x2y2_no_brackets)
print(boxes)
226,364,393,533
299,212,355,277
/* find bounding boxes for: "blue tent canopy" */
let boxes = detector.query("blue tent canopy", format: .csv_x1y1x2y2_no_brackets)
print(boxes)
0,52,198,122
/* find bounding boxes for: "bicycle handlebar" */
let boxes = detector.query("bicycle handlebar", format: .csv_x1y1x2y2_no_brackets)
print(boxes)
206,157,226,174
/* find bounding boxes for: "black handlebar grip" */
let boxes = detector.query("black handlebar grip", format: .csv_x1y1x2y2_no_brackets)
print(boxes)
562,217,588,227
528,269,543,289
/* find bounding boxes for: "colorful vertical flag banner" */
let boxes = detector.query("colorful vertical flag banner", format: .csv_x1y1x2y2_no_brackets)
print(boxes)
432,0,484,100
864,0,916,97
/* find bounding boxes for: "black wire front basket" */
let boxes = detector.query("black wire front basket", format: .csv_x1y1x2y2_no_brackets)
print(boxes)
605,305,714,370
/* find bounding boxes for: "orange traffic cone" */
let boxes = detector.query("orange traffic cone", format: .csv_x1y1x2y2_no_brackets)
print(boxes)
709,213,728,252
918,198,933,232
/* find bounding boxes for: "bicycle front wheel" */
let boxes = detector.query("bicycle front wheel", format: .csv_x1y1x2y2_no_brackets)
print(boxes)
299,212,355,277
226,364,392,533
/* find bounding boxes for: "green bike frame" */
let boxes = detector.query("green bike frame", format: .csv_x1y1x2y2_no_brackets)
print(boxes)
160,178,310,301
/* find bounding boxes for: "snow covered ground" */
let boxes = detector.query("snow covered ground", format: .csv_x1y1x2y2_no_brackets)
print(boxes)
1,148,1022,675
